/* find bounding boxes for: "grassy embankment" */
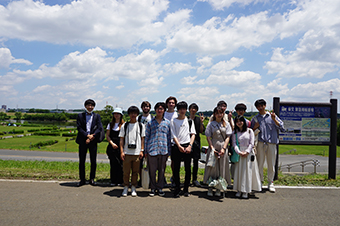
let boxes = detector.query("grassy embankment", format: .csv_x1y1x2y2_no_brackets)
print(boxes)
1,123,340,186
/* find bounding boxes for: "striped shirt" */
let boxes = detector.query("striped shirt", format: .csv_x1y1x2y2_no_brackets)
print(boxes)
145,117,171,156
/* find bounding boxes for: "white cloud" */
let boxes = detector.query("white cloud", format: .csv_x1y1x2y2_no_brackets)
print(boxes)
163,62,194,74
8,47,164,83
288,78,340,101
0,0,193,48
116,85,124,90
32,85,51,93
198,0,268,10
0,48,32,68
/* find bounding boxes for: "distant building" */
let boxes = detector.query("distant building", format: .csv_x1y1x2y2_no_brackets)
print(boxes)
1,105,6,110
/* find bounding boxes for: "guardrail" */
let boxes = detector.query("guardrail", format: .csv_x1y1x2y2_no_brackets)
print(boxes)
280,159,320,173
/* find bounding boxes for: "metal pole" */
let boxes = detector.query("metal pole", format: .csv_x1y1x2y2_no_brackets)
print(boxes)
273,97,280,180
329,99,337,179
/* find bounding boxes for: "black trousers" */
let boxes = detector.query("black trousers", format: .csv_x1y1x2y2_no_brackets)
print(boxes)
106,145,123,184
79,142,97,181
172,144,191,193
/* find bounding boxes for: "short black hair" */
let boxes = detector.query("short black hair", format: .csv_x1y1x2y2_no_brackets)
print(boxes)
235,103,247,111
254,99,266,107
154,102,166,111
189,103,199,111
234,115,247,133
127,106,140,115
84,99,96,107
141,101,151,109
217,100,227,107
176,101,188,110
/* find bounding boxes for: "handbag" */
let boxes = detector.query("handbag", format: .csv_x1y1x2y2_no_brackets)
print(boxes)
230,133,240,163
206,147,216,167
141,159,150,190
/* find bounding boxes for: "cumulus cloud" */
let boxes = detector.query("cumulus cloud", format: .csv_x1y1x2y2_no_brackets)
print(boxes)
198,0,267,10
163,62,194,74
0,0,193,49
0,48,32,68
265,29,340,78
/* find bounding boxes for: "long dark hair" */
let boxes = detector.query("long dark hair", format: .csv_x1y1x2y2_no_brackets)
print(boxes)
110,113,124,130
234,115,247,133
212,106,226,127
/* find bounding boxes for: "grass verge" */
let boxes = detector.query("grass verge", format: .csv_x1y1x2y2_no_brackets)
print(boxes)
1,159,339,187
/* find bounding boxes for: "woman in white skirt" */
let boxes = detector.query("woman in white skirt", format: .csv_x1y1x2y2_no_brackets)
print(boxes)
232,115,261,199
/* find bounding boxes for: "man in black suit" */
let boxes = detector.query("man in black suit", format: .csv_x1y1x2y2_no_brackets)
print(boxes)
76,99,103,187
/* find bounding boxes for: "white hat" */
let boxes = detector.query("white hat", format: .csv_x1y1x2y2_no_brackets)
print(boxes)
112,108,123,115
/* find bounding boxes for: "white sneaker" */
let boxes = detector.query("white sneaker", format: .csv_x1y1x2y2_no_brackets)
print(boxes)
122,186,128,197
207,188,213,197
131,186,137,197
268,182,276,193
242,193,248,199
235,191,241,198
215,189,221,197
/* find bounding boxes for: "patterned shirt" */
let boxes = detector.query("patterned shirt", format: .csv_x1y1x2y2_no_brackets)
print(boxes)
145,117,171,156
250,112,284,144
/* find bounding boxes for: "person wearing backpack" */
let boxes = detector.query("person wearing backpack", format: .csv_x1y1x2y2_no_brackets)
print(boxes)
170,101,196,197
119,106,145,197
76,99,103,187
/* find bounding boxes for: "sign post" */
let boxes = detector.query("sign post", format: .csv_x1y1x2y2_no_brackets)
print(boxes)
273,97,337,179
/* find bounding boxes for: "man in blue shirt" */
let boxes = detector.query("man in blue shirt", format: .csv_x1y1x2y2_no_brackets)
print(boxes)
145,102,171,197
251,99,284,193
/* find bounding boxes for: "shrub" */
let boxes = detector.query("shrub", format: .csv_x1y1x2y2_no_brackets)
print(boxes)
34,131,60,136
27,129,41,132
11,130,25,134
62,133,77,137
32,140,58,148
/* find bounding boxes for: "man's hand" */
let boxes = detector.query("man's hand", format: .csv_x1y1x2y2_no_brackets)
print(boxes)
139,151,143,159
120,152,125,161
185,145,192,154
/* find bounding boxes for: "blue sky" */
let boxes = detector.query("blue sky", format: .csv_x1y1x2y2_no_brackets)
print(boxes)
0,0,339,112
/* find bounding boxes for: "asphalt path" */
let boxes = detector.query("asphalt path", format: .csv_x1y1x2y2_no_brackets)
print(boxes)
1,149,339,174
1,179,340,226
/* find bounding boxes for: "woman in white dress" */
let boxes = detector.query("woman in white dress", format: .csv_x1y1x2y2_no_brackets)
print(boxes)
203,106,232,197
232,115,261,199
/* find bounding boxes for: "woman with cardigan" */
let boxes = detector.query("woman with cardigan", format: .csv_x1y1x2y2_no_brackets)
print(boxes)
232,115,261,199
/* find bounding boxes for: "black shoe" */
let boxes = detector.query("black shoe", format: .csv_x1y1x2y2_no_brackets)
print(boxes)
173,189,180,198
77,180,86,187
184,192,190,197
89,179,97,186
193,180,201,187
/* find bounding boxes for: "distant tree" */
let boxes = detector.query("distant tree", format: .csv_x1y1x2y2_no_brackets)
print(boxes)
97,105,114,128
0,112,8,120
14,112,22,120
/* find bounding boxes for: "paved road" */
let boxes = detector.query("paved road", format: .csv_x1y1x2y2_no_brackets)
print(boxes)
1,149,339,174
0,179,339,226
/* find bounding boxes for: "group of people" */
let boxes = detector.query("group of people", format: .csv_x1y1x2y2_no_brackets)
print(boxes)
75,97,284,199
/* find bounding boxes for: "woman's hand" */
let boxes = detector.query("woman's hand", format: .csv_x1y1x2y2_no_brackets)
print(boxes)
111,142,118,149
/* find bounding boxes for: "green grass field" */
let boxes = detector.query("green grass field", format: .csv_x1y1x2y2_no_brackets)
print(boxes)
1,159,339,186
1,131,339,157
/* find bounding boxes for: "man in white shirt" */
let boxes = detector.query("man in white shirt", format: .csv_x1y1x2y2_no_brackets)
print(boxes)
138,101,153,124
171,101,196,197
119,106,145,197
